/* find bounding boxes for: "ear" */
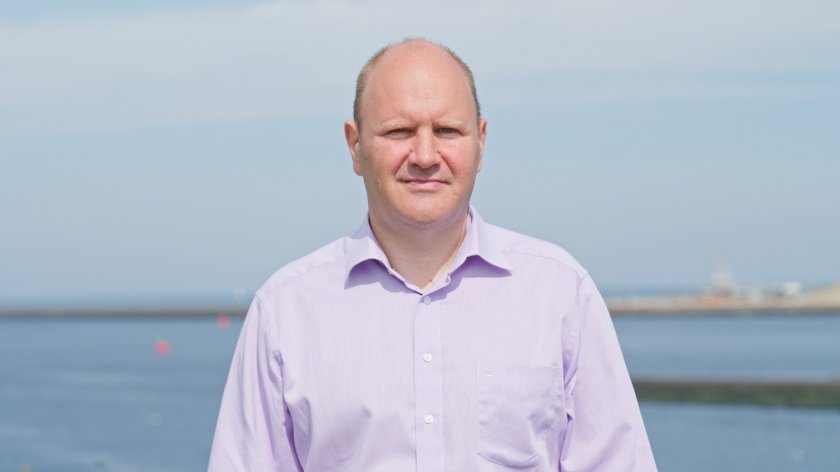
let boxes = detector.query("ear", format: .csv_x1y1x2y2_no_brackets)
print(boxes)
344,120,363,176
476,118,487,173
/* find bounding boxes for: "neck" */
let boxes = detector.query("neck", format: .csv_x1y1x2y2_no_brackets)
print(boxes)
369,207,469,292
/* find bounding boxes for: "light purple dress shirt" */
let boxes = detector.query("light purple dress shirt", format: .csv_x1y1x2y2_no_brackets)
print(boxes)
209,208,657,471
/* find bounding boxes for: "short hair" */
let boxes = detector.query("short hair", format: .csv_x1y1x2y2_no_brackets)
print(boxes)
352,38,482,128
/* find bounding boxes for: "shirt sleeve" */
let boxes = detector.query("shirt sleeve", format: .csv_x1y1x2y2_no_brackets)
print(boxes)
208,296,302,472
559,274,657,471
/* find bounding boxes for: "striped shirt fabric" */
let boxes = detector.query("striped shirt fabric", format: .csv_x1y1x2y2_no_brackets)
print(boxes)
208,208,657,471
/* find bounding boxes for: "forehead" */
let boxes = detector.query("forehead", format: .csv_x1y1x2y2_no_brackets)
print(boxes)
361,44,476,122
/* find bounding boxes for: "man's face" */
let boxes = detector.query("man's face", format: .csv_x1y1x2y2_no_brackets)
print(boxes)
345,43,487,230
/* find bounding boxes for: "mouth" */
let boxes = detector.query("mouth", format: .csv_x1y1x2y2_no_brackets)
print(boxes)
400,179,447,191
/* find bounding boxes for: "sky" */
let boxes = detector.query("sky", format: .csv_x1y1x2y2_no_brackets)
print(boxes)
1,0,838,305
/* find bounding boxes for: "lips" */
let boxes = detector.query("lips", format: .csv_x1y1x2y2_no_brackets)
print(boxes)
400,178,447,191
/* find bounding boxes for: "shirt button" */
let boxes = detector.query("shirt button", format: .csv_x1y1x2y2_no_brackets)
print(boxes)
424,414,434,424
421,296,431,305
422,353,433,363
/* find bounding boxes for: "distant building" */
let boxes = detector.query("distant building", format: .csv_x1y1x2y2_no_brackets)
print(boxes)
709,266,738,296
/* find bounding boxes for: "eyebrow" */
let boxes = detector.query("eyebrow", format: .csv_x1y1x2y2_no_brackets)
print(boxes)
434,118,466,128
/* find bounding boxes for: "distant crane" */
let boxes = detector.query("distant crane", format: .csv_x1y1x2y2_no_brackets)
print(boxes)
709,247,737,296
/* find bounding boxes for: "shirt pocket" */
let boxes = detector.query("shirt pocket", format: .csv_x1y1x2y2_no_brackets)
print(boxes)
476,364,563,468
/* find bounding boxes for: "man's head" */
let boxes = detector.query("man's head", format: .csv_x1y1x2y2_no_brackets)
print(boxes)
345,39,487,231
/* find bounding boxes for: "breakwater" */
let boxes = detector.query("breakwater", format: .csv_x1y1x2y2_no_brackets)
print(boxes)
633,378,840,409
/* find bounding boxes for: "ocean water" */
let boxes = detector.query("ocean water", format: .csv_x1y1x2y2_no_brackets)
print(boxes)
613,313,840,379
1,314,838,471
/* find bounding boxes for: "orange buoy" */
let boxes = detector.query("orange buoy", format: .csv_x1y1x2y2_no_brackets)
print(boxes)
217,313,231,329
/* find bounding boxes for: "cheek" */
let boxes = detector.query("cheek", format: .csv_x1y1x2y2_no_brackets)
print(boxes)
443,142,482,175
369,141,410,174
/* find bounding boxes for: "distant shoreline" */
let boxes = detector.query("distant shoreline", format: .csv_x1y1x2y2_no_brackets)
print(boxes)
0,305,248,318
607,282,840,315
607,297,840,315
2,303,839,318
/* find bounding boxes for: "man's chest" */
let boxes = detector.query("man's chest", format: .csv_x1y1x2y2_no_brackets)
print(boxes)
267,274,574,470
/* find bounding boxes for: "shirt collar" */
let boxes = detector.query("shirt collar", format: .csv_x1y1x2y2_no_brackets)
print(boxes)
344,216,391,277
344,206,512,282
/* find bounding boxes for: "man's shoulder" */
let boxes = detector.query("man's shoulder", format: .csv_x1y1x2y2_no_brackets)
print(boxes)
482,221,588,279
255,236,351,299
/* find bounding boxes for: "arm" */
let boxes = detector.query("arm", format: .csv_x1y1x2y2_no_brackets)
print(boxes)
559,274,657,471
208,296,302,472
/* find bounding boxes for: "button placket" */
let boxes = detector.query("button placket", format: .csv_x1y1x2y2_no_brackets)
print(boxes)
413,294,444,471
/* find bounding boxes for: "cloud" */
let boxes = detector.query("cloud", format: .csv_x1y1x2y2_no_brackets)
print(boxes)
1,0,838,134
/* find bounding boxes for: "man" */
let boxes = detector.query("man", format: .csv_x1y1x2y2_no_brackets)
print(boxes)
209,38,657,471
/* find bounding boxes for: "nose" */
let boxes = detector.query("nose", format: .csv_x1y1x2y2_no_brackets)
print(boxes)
408,128,439,169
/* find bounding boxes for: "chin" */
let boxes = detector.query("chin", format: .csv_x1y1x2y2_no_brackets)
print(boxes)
396,202,464,227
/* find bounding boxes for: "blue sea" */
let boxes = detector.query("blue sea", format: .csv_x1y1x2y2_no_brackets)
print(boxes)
1,313,839,471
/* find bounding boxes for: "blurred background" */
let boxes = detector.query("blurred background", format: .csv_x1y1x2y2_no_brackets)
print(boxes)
1,0,838,470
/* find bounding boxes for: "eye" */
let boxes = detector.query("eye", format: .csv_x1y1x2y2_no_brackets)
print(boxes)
385,128,412,138
436,127,460,136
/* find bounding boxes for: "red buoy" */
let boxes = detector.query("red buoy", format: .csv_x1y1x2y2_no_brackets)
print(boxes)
155,338,170,355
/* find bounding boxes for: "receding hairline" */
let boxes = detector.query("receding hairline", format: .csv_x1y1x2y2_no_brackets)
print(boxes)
352,38,482,128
